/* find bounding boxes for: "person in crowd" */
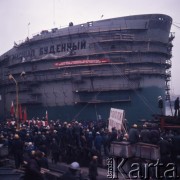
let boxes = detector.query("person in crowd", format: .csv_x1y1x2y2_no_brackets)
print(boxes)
158,137,172,164
158,96,164,115
8,133,14,157
102,130,110,156
50,138,59,164
25,142,35,154
12,134,24,169
150,125,160,144
87,131,94,149
128,124,139,144
116,130,124,142
0,134,5,144
24,133,33,143
88,156,98,180
39,152,49,169
23,150,44,180
73,121,82,147
140,124,151,143
171,134,180,162
60,161,83,180
174,97,179,117
94,132,102,154
110,127,117,142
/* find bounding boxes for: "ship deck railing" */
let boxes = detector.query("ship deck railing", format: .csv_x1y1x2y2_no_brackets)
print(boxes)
7,48,171,67
1,68,169,86
16,22,148,45
97,37,170,45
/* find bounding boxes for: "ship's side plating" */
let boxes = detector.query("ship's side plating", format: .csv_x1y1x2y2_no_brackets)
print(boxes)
0,14,173,123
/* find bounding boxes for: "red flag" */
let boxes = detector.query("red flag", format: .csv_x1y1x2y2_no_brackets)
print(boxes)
23,107,27,123
45,110,48,121
10,101,15,117
45,120,49,126
19,104,22,121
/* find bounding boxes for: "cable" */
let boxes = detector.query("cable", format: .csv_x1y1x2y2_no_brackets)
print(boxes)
173,23,180,29
174,21,180,25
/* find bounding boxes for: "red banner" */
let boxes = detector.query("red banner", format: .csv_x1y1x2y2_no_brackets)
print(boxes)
23,107,27,123
54,59,110,67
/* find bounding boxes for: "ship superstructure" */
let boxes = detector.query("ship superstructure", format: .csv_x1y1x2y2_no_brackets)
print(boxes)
0,14,174,123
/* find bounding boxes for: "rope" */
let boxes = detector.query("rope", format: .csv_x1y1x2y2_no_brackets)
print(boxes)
173,23,180,29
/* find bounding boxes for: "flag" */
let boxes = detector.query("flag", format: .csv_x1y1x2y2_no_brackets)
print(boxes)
10,101,15,117
45,110,48,121
45,120,49,126
19,104,22,121
23,107,27,123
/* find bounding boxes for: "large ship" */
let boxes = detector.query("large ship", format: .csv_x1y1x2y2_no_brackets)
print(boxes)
0,14,174,123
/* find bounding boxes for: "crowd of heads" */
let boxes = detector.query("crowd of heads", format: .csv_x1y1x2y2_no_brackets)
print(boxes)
1,118,180,170
0,119,115,169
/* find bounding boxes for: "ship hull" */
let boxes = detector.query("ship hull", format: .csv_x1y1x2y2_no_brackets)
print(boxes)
0,14,173,123
27,85,164,124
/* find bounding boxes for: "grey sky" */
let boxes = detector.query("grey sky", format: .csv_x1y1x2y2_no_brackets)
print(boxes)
0,0,180,94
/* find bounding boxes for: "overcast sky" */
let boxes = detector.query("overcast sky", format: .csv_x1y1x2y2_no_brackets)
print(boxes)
0,0,180,94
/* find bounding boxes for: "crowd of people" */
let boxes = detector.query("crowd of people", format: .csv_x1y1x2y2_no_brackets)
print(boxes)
0,118,180,179
128,122,180,164
0,119,112,180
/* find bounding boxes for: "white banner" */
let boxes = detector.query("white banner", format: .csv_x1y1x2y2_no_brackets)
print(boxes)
108,108,125,132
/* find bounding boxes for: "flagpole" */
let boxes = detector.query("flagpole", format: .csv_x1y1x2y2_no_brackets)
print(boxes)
28,22,30,37
9,74,19,130
10,101,15,117
46,110,48,121
9,72,26,129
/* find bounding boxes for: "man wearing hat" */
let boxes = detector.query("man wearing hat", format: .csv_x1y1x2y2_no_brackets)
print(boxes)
12,134,24,169
89,156,98,180
174,97,179,117
60,161,83,180
158,96,164,115
128,124,139,144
